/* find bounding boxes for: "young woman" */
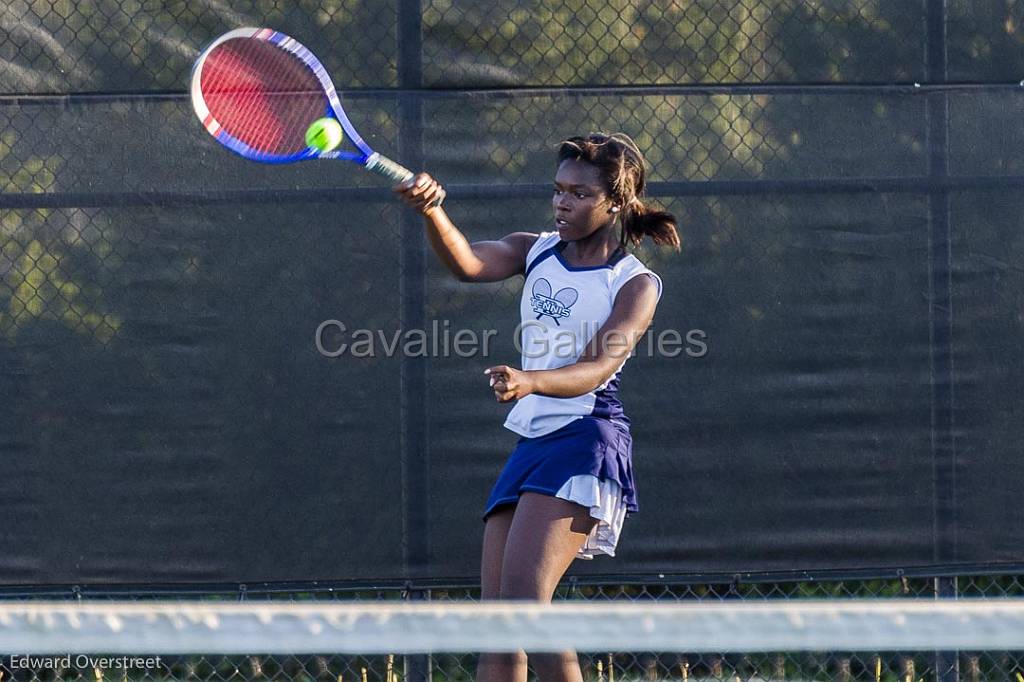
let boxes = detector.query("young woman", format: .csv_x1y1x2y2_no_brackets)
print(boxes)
394,133,679,682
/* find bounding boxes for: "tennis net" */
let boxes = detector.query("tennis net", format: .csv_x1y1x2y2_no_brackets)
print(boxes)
1,600,1022,680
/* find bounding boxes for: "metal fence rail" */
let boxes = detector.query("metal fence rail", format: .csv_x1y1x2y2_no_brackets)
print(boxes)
3,575,1024,681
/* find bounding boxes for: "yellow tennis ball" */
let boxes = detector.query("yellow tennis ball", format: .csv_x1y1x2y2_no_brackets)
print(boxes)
305,117,344,152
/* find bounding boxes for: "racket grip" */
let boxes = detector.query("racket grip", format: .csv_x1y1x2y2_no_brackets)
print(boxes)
367,152,444,208
365,153,413,183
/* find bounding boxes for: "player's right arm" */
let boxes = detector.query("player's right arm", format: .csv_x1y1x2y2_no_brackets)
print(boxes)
393,173,537,282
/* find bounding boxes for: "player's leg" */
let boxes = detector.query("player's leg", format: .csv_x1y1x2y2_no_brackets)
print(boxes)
481,506,515,599
475,505,526,682
500,492,598,682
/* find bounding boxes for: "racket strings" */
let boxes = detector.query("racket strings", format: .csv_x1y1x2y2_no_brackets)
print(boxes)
200,38,325,155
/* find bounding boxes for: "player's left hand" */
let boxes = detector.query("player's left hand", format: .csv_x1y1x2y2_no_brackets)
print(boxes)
485,365,534,403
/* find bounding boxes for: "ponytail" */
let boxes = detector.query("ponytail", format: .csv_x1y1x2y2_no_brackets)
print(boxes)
621,200,681,251
558,133,681,252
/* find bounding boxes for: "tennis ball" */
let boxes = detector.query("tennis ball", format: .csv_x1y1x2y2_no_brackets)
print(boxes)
305,117,344,152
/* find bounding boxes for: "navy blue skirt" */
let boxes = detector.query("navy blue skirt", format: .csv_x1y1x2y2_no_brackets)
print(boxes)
483,416,638,519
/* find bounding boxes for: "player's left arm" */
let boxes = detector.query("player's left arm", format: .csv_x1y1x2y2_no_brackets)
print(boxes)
486,274,660,402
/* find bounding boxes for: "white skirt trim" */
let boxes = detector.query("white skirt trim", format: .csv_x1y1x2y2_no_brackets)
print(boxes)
554,474,628,559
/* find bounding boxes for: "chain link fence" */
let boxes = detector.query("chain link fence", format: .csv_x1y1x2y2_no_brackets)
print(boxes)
4,0,1024,92
4,2,1024,680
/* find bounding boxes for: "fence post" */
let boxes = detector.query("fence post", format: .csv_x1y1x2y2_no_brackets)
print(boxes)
924,0,955,568
397,0,429,587
404,587,432,682
934,577,958,682
397,0,431,678
925,2,957,679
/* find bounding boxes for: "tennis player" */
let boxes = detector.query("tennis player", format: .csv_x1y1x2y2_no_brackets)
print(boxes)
394,133,679,682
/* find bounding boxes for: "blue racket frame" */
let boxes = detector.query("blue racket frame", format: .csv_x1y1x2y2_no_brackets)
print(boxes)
191,27,404,177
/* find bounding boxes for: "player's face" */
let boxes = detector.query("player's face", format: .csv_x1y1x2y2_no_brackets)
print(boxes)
552,159,618,241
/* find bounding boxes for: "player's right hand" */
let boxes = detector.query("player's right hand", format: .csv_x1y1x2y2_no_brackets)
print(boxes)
393,172,446,214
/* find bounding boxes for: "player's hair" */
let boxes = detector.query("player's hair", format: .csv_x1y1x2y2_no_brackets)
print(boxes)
557,133,680,251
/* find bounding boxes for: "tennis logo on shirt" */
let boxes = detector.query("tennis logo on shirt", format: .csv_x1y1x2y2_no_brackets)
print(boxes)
531,278,578,325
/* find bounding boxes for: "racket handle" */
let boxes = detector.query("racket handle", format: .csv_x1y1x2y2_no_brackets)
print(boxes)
365,153,413,183
367,152,444,208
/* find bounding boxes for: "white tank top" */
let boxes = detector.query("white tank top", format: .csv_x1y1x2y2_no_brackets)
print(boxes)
503,231,664,438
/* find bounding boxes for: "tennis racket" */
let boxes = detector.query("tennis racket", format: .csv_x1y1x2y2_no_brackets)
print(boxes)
190,27,417,185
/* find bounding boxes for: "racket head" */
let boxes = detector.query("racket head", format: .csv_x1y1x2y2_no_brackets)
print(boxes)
190,28,373,164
